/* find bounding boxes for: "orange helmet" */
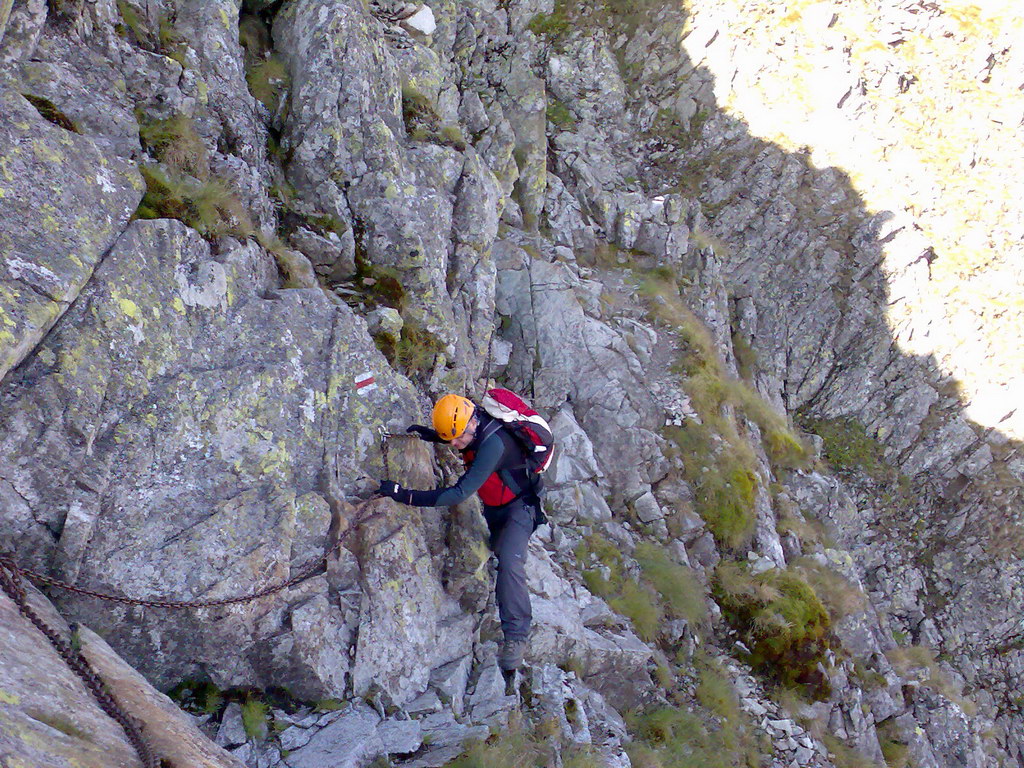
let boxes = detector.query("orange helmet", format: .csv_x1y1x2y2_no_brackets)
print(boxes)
432,394,475,441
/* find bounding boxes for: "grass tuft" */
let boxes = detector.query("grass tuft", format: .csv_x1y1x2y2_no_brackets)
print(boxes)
241,696,269,741
137,165,253,238
167,679,224,715
527,1,571,42
139,113,209,179
634,541,707,626
610,582,660,642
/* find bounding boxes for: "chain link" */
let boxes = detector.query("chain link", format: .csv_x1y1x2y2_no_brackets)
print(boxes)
0,499,388,768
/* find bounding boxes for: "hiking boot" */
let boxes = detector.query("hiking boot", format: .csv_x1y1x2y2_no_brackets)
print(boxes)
498,637,528,671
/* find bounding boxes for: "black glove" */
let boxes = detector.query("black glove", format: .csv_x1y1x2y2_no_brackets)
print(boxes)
376,480,412,504
406,424,442,443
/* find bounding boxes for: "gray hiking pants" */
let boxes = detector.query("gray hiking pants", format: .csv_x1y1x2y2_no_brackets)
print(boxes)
483,498,534,642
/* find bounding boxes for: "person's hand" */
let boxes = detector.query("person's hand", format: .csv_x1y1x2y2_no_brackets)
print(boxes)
406,424,442,443
376,480,412,504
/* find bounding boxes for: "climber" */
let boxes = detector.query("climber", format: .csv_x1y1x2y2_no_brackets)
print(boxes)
376,393,542,672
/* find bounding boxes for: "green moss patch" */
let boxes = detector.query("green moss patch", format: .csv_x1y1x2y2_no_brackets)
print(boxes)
247,56,290,112
22,94,79,133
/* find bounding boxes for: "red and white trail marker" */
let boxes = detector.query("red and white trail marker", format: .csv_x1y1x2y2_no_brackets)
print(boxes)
355,371,377,395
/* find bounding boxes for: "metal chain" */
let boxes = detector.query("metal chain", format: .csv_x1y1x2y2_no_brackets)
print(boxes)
0,499,387,768
0,557,159,768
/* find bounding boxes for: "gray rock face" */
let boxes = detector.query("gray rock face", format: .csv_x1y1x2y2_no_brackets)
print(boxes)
0,85,142,384
286,703,384,768
0,591,142,768
0,219,421,695
527,540,652,708
274,0,505,376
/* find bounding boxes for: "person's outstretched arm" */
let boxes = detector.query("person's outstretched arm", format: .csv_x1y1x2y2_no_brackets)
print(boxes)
377,432,503,506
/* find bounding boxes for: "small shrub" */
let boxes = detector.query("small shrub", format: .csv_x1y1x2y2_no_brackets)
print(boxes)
713,562,832,699
801,417,888,479
391,320,444,377
241,696,269,741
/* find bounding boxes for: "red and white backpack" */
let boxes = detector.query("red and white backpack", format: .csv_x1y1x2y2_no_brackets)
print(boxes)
481,388,555,477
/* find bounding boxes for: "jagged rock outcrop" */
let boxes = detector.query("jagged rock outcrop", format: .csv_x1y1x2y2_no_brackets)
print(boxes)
1,1,1022,767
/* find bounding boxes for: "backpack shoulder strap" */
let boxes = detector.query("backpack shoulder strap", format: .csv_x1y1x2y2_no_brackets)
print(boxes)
477,418,504,448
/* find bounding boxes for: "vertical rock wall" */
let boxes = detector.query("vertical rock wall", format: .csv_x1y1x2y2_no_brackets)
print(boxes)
0,1,1021,767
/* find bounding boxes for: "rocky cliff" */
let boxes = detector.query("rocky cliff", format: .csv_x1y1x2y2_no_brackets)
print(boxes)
1,1,1021,767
